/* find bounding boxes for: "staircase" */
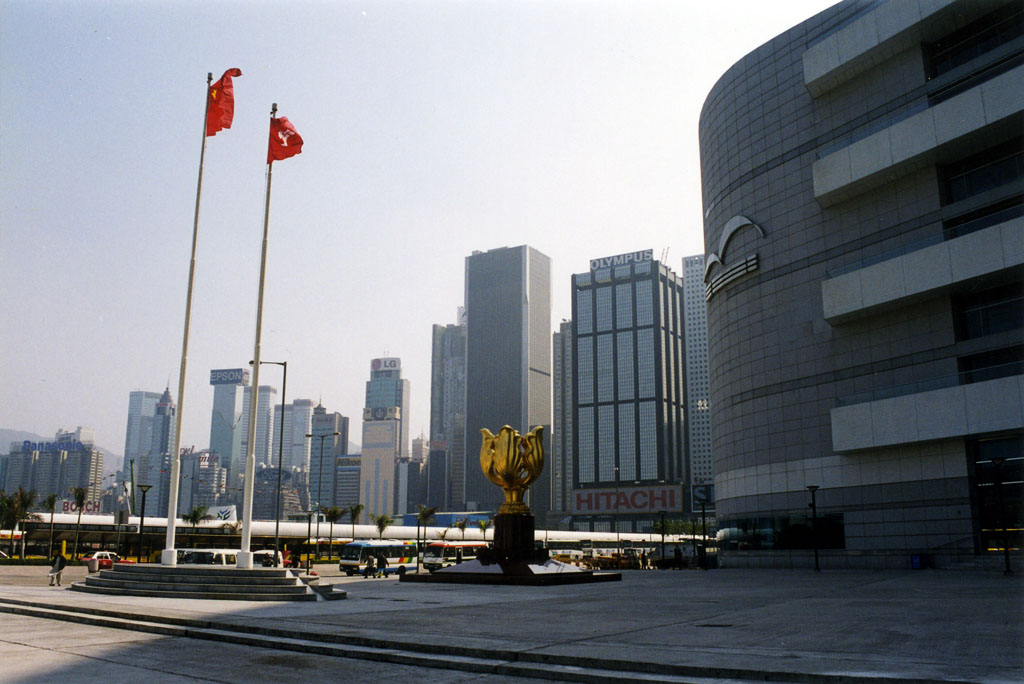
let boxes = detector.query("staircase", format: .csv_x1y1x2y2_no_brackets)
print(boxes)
70,563,345,601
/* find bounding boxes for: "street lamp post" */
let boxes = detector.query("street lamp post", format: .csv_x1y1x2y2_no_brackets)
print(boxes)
306,431,340,562
305,509,313,574
991,457,1014,577
658,510,666,566
807,485,820,572
253,359,287,566
137,484,152,563
614,466,620,554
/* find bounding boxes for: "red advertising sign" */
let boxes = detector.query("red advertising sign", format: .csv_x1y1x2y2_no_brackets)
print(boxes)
571,485,682,515
62,500,102,514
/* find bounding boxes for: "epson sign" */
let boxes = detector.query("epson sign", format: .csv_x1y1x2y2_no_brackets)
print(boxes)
589,249,653,271
210,368,249,385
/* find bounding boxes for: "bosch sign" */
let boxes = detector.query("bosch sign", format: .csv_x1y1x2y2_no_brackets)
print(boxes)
210,368,249,385
589,249,653,271
62,500,102,514
371,358,401,372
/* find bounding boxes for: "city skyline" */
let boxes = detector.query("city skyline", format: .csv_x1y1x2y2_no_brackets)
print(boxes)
0,1,834,456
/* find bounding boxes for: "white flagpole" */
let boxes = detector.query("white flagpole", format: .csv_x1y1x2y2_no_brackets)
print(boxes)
161,72,213,565
237,103,277,569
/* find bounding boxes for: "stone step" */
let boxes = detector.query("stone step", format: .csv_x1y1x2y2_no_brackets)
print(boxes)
110,564,292,579
69,583,318,602
82,576,309,595
97,568,302,586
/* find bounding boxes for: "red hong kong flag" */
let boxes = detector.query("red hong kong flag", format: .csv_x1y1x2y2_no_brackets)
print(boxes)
206,68,243,137
267,116,304,163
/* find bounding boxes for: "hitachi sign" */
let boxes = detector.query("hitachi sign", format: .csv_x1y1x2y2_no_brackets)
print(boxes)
571,484,682,515
589,249,653,271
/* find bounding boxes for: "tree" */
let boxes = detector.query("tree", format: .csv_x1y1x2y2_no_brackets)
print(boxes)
322,506,345,559
476,518,492,538
42,493,59,560
435,527,450,541
415,505,438,573
371,513,393,540
454,518,468,540
183,506,213,548
70,486,88,559
348,503,364,540
0,491,14,559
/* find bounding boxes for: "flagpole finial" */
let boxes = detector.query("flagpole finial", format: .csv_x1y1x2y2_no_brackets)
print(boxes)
271,102,278,117
207,72,213,83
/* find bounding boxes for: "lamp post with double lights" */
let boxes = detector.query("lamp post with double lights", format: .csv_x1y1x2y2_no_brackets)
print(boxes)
807,485,820,572
137,484,152,563
306,431,341,562
252,359,287,566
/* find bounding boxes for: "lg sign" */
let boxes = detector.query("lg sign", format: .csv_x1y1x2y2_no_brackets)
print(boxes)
371,358,400,371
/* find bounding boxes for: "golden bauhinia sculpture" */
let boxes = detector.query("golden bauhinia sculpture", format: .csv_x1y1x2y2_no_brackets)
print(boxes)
480,425,545,515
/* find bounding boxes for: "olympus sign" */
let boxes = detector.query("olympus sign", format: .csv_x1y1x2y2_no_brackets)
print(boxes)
589,249,653,271
210,368,249,385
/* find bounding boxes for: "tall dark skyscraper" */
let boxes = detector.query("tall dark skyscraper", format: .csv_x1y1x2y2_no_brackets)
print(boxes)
428,310,466,510
570,250,687,532
463,245,551,514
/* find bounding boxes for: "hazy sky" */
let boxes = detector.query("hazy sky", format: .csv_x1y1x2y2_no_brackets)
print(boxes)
1,0,833,458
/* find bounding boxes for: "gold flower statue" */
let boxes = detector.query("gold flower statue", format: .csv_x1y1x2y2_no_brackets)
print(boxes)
480,425,545,515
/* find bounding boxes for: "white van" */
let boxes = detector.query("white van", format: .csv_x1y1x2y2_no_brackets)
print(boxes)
180,548,237,565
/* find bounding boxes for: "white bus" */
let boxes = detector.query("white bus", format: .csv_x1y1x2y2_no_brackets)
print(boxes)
338,540,417,577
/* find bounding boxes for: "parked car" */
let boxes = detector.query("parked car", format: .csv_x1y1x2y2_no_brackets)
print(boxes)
180,549,237,565
79,551,132,569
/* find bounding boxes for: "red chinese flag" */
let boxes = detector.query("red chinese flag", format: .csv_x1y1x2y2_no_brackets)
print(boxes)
267,116,304,163
206,68,243,137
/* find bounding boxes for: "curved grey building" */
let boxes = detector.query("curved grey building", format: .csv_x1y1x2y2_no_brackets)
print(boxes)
700,0,1023,568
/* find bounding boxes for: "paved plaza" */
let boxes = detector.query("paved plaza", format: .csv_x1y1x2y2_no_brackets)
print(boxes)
0,564,1020,683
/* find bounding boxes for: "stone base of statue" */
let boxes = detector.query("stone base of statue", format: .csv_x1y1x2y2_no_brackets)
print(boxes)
400,512,621,586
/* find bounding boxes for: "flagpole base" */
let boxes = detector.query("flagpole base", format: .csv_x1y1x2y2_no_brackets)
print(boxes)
236,551,254,569
161,548,178,566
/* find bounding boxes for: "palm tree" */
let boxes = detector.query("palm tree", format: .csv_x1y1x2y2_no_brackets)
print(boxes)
183,506,213,548
12,487,40,559
454,517,468,540
322,506,344,559
70,486,89,559
371,513,393,540
415,505,438,572
348,503,364,540
476,517,492,539
0,491,14,559
436,527,450,541
42,493,59,559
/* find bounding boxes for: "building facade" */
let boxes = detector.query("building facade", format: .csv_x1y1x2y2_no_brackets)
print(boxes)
463,245,552,514
5,435,103,506
700,0,1023,568
364,357,411,459
428,313,467,510
308,403,349,508
682,255,713,488
551,320,574,521
272,398,316,472
121,390,162,484
208,368,249,493
570,251,688,532
359,408,402,521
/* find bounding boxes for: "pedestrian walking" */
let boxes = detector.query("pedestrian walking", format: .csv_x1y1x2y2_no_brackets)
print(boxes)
673,545,683,570
48,553,67,586
363,554,375,578
377,553,388,578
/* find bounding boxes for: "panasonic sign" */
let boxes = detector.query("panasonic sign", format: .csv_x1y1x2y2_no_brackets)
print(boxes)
589,249,653,271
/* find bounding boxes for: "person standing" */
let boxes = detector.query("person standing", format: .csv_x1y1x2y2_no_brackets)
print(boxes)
377,553,388,578
48,553,67,586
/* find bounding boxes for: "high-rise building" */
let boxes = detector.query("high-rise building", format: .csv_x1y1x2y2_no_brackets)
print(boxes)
122,390,161,483
4,433,103,506
464,245,552,514
334,455,361,510
364,357,410,458
682,255,712,487
272,398,315,472
359,407,402,520
244,384,278,470
145,387,176,518
208,368,249,493
428,312,467,509
551,320,573,521
700,0,1024,567
308,403,349,508
570,250,687,532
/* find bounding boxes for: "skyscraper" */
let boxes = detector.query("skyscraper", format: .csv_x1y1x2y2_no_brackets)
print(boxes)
208,368,249,493
146,387,176,517
272,399,316,472
570,250,686,532
122,390,161,484
244,384,278,470
360,406,402,520
365,357,411,458
428,311,467,510
682,255,712,487
551,320,573,520
308,403,349,508
464,245,551,514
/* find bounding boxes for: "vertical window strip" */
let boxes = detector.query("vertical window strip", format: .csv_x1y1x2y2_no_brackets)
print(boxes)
617,331,634,400
618,403,636,481
639,401,658,479
597,334,614,402
598,404,616,482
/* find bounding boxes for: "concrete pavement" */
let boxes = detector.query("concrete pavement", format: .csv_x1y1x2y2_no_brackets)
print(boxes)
0,564,1020,683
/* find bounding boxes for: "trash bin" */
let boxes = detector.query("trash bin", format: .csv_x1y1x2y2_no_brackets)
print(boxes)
911,554,927,570
86,558,100,573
